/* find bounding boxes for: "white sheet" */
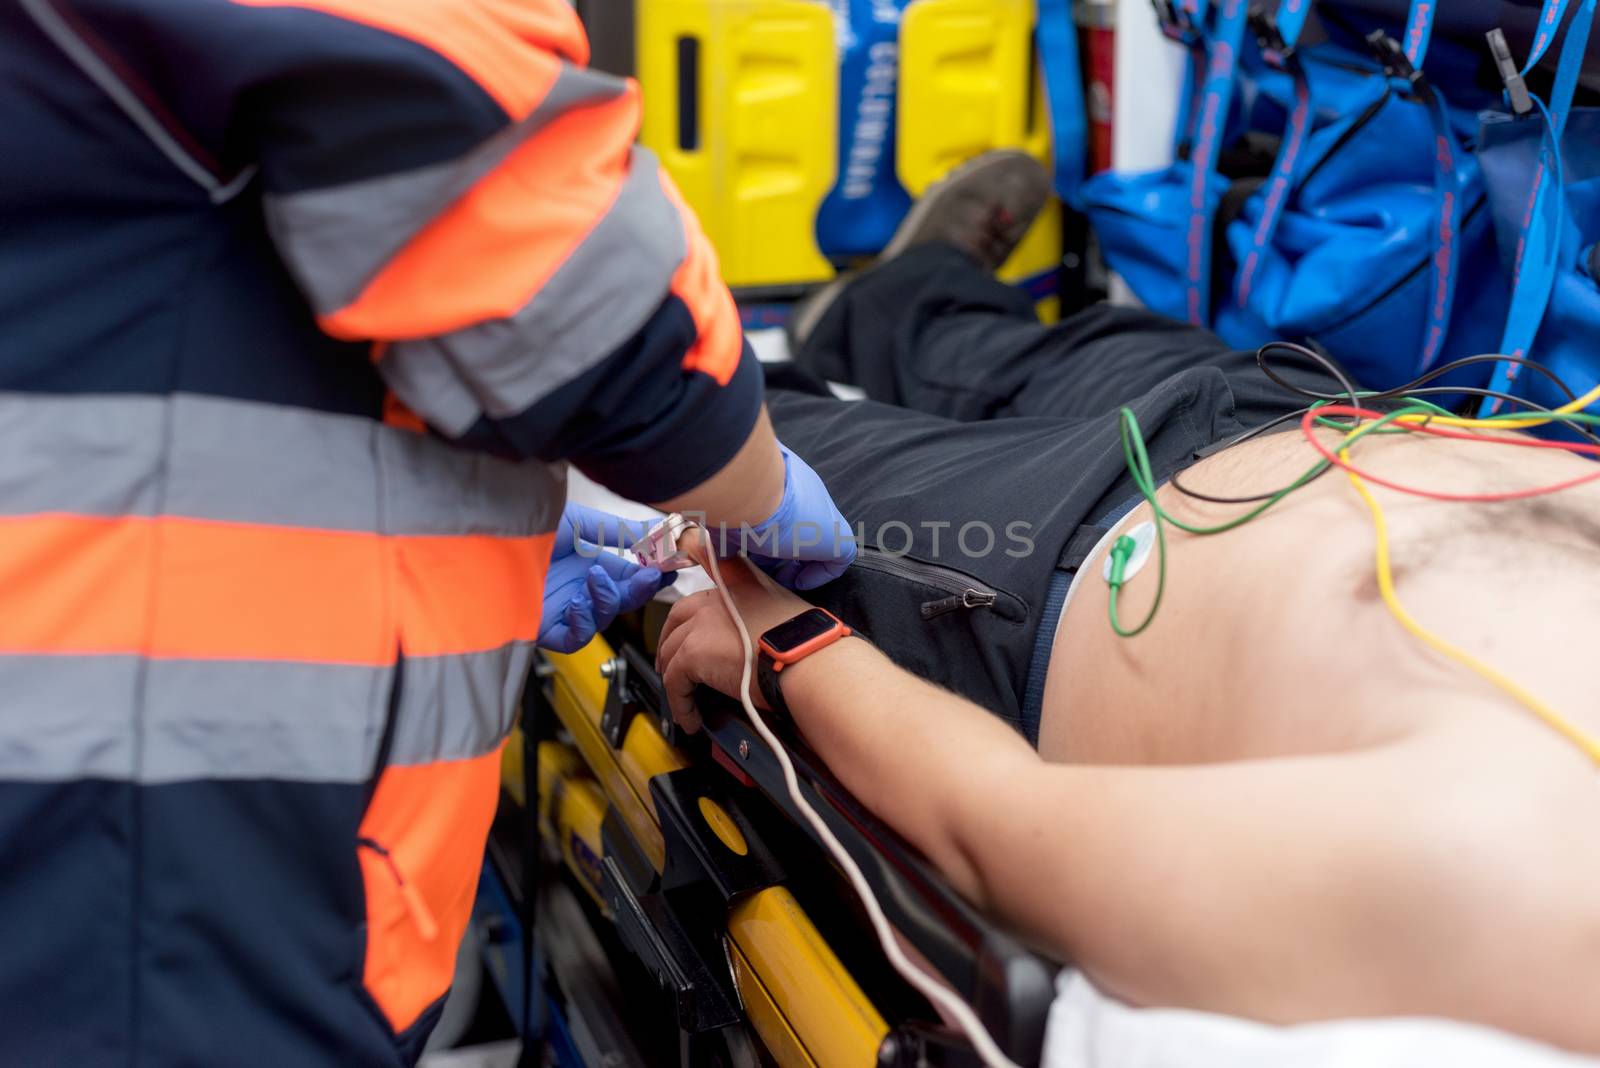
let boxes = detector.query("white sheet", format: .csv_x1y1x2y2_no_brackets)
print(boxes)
1045,972,1599,1068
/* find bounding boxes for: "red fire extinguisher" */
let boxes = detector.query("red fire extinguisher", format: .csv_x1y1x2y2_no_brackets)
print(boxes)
1076,0,1116,175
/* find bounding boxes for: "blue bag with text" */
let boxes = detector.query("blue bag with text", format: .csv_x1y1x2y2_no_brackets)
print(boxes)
1213,3,1507,391
1477,0,1600,427
1082,0,1506,392
815,0,915,261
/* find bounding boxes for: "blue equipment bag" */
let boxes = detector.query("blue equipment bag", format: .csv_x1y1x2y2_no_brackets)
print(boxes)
1215,1,1509,391
1478,0,1600,424
1082,0,1507,392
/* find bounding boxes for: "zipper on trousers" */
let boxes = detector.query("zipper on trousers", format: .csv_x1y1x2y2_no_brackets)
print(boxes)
853,549,1014,622
920,589,998,620
359,837,439,942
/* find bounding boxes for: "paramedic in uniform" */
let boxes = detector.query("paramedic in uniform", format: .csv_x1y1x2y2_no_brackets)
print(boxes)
0,0,850,1063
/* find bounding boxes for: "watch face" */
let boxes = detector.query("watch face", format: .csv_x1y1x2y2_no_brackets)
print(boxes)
761,608,841,655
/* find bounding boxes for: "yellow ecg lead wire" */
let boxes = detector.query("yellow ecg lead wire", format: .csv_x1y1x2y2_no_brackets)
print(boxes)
1339,445,1600,769
1393,380,1600,433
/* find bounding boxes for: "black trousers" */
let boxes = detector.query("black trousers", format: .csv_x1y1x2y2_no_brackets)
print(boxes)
765,244,1347,742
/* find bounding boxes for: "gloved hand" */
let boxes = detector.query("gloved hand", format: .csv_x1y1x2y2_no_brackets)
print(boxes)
539,503,676,653
740,443,856,590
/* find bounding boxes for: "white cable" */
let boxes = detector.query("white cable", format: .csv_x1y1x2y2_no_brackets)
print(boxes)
697,537,1025,1068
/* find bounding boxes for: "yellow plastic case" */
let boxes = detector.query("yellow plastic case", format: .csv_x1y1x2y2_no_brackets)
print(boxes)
637,0,838,292
897,0,1064,321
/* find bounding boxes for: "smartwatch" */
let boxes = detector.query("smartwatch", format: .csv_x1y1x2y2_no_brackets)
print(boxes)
756,608,853,723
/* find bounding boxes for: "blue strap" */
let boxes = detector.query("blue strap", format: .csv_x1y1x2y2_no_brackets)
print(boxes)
1347,10,1456,370
1270,0,1313,59
1386,2,1455,370
1233,0,1319,310
1035,0,1087,208
1183,0,1250,326
1549,0,1593,123
1159,0,1215,159
1485,114,1567,408
1482,0,1595,412
1525,0,1574,74
1403,0,1437,68
1417,83,1463,371
1233,66,1314,308
1171,39,1210,158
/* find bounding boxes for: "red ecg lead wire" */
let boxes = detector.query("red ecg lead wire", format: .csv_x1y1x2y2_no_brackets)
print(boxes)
1299,405,1600,503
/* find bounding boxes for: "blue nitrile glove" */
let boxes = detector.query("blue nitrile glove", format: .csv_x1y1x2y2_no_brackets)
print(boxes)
740,443,856,590
539,503,677,653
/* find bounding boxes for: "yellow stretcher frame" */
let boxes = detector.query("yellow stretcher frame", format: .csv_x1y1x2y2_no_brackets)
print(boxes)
507,636,891,1068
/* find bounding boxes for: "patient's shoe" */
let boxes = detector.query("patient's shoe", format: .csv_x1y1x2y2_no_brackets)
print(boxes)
879,149,1051,269
789,150,1050,350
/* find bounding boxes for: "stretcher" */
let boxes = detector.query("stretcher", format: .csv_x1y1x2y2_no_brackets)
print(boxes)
473,608,1060,1067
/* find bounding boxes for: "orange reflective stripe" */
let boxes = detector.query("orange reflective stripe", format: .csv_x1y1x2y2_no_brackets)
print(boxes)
395,531,552,657
229,0,577,117
358,749,504,1032
319,87,641,340
156,520,391,664
657,167,743,385
0,515,389,662
476,0,589,66
0,515,148,654
0,516,546,661
382,391,427,433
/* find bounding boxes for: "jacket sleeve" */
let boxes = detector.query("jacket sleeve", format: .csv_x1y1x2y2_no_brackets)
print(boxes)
77,0,762,500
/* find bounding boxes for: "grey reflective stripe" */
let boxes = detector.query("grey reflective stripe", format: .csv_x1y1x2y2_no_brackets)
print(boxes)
385,148,687,423
0,393,165,517
375,340,486,439
0,655,383,784
142,658,387,785
18,0,255,204
265,64,628,317
382,433,566,538
0,649,527,783
0,392,564,537
387,643,534,767
0,656,139,782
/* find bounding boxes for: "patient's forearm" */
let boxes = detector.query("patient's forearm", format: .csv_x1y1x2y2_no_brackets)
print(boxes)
780,641,1393,1015
780,638,1040,905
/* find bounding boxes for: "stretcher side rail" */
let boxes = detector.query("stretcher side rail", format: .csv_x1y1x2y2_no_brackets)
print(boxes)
533,670,774,1065
514,633,894,1067
510,625,1061,1066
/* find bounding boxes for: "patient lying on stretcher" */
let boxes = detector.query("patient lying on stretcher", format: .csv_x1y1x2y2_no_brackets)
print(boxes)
655,154,1600,1055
